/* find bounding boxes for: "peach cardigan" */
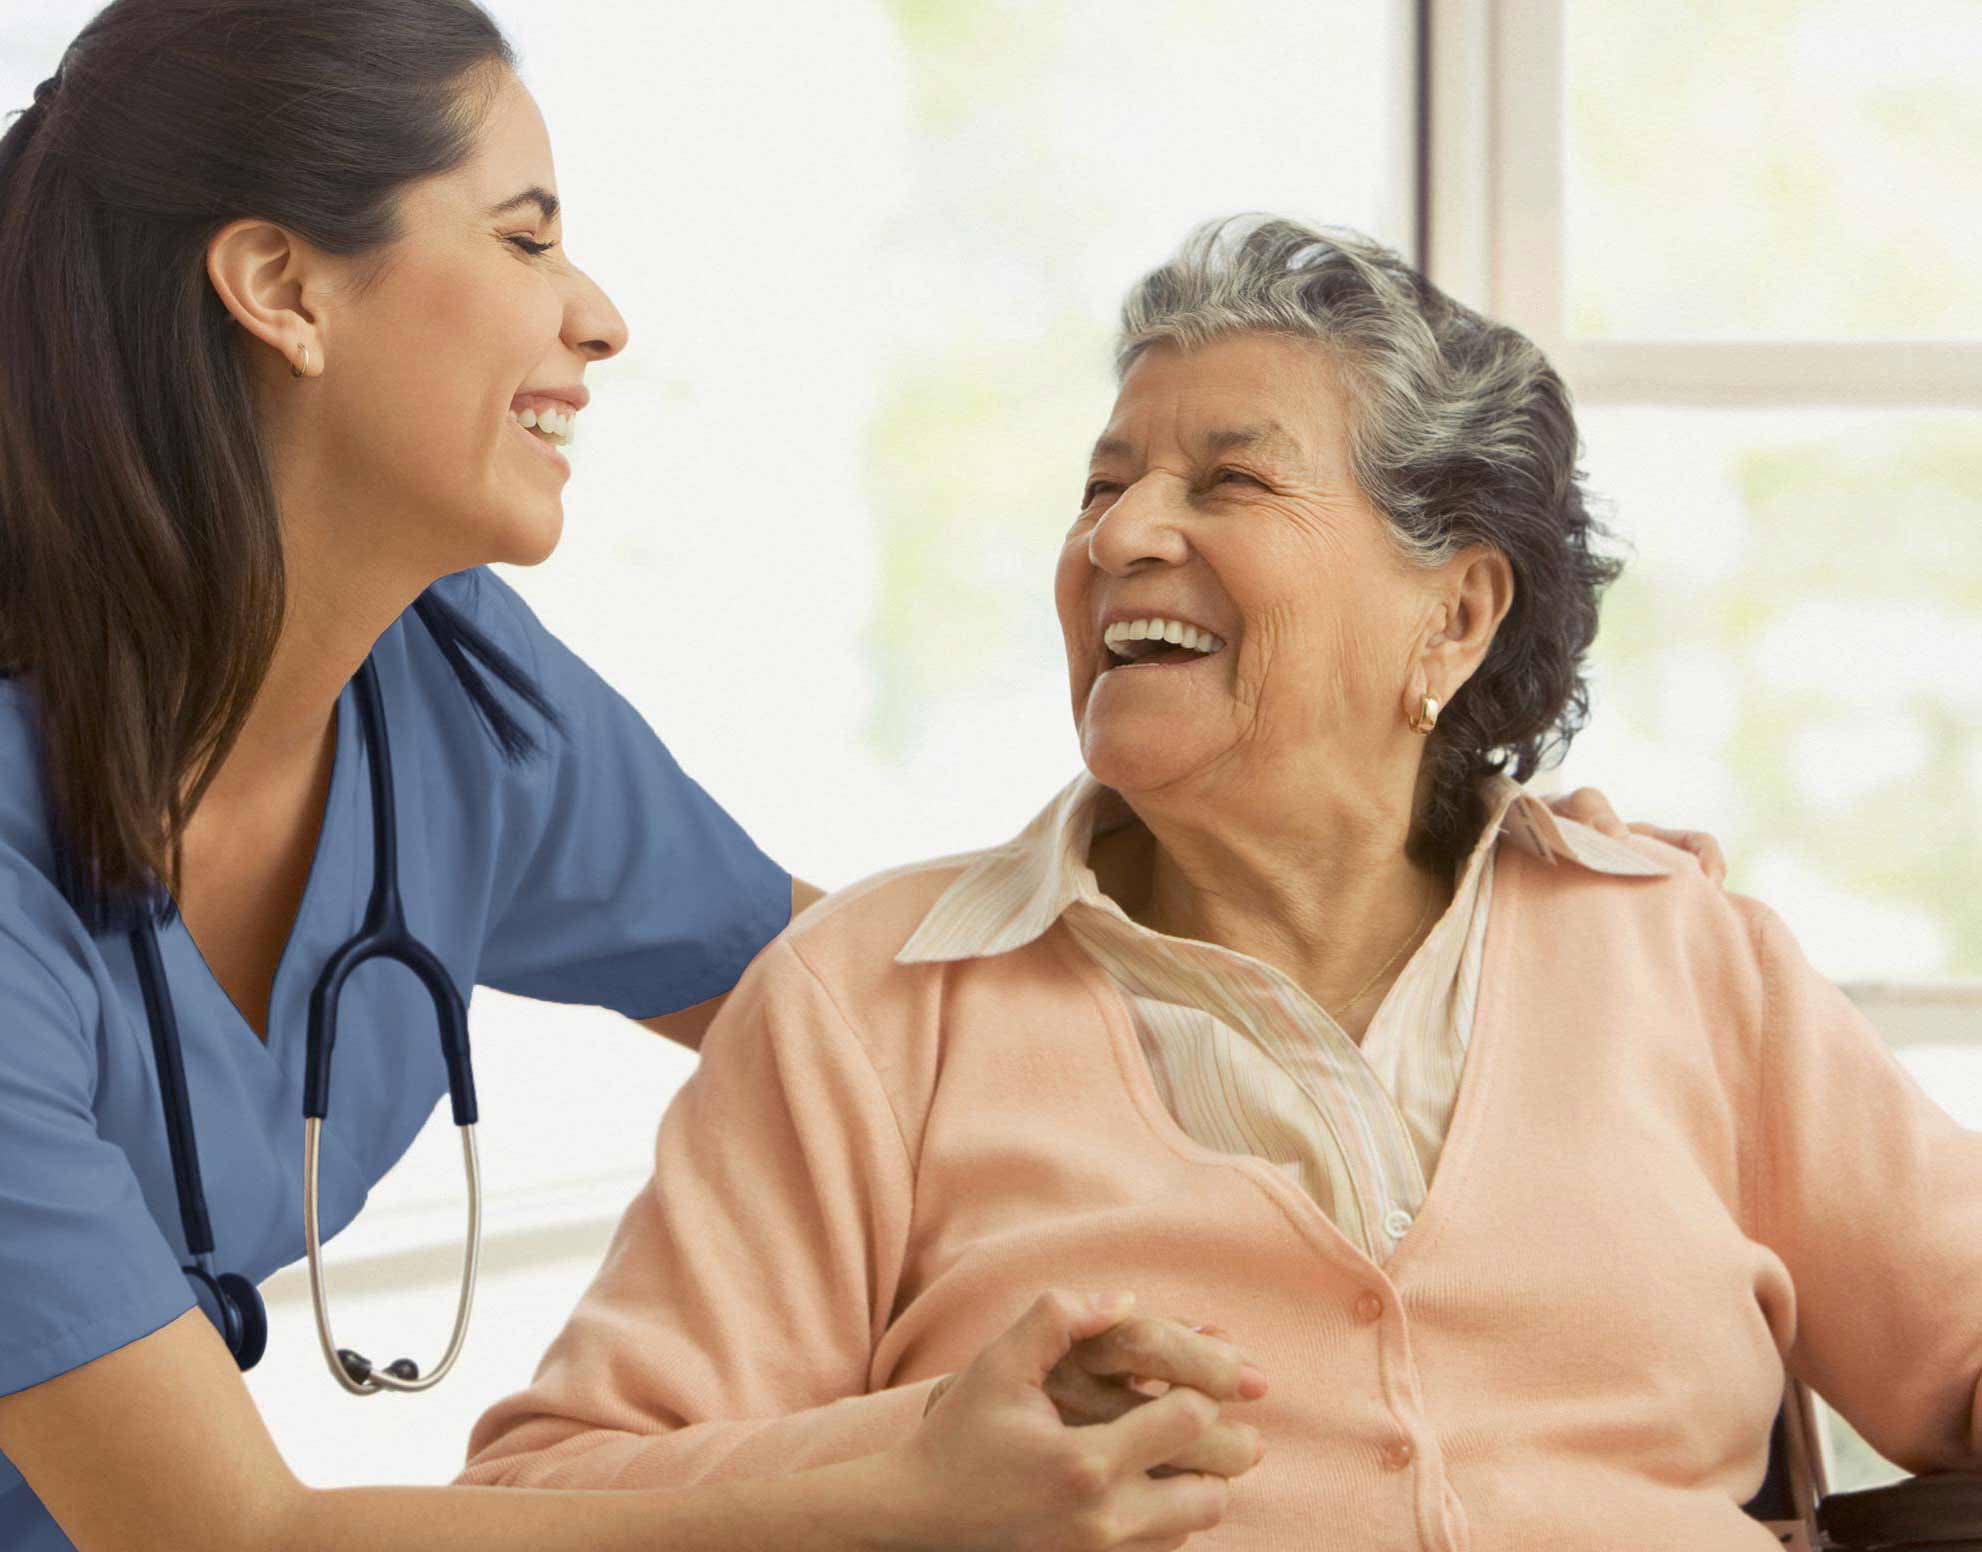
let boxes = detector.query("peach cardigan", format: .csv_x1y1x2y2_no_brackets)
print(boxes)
892,768,1674,1261
459,796,1982,1551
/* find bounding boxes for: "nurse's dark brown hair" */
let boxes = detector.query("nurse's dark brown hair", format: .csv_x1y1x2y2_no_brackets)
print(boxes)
0,0,561,933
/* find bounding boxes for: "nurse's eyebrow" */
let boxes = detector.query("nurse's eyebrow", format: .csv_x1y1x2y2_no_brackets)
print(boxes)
488,186,560,223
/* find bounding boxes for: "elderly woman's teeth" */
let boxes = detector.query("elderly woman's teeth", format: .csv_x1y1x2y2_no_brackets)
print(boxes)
1104,618,1226,664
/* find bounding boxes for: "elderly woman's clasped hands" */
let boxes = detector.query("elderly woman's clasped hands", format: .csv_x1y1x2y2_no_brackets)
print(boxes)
892,1290,1269,1551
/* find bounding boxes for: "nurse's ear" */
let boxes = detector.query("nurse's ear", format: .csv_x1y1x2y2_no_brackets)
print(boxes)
205,217,335,388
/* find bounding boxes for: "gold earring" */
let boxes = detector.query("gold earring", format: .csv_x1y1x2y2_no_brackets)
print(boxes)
291,343,310,379
1408,692,1440,734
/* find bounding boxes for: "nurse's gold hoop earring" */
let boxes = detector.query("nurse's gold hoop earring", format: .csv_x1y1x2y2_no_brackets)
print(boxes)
1408,693,1441,734
291,343,312,379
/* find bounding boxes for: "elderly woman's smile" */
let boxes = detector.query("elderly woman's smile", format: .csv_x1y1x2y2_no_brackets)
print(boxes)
1056,327,1508,876
1099,614,1229,670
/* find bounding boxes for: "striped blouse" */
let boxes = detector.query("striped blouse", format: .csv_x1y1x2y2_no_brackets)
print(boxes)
896,769,1674,1263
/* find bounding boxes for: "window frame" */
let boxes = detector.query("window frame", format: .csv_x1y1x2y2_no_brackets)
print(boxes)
1423,0,1982,405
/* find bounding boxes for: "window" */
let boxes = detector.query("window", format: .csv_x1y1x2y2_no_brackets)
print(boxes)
1434,0,1982,1492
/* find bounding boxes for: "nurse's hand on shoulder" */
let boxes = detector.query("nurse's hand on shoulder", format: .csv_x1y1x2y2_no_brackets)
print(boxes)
882,1290,1267,1551
1541,787,1730,883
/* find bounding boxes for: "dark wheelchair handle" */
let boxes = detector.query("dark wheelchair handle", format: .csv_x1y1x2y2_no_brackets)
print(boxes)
1817,1469,1982,1550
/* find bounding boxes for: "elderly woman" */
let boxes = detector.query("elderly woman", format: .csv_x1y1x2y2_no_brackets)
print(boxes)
458,217,1982,1548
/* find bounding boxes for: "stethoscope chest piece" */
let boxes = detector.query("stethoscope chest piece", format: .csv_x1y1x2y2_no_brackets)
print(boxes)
184,1261,269,1370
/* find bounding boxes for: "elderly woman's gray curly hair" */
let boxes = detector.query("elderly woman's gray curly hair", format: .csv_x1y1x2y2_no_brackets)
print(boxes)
1114,212,1630,872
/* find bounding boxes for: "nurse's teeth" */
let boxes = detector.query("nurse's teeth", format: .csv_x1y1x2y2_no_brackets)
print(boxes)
509,403,578,446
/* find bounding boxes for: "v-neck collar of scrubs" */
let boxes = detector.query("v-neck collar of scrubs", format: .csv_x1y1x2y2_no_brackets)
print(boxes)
162,671,359,1062
131,666,373,1277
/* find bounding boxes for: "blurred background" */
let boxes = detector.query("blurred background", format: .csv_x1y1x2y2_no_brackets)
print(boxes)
5,0,1978,1503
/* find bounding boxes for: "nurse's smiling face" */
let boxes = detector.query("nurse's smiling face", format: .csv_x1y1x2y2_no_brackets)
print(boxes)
211,65,629,577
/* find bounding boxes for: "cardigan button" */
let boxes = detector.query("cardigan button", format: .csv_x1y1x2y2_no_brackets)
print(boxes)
1382,1437,1415,1471
1354,1291,1383,1324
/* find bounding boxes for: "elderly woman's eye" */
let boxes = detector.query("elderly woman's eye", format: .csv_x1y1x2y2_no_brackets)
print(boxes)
1215,468,1263,488
1083,480,1120,506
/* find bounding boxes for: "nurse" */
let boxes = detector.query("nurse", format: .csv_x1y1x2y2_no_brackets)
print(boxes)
0,3,1717,1550
0,4,1292,1546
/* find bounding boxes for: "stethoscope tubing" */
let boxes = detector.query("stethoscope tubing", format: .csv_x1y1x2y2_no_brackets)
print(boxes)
303,656,478,1128
304,1114,481,1395
125,653,482,1393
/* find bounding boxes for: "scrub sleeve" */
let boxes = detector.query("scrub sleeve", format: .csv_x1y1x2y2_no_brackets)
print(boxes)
468,570,794,1019
0,901,197,1401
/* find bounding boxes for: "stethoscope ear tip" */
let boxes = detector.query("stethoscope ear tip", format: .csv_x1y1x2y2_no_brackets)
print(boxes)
332,1349,421,1389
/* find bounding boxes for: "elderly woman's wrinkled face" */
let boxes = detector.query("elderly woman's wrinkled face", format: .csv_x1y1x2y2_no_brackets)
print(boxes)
1056,331,1443,799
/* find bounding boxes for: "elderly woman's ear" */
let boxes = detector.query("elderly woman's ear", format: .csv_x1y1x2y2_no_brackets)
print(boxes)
1400,567,1725,886
1541,788,1729,884
1407,562,1516,730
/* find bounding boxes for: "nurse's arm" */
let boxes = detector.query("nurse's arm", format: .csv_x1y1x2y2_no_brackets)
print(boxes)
632,876,828,1052
0,1307,904,1552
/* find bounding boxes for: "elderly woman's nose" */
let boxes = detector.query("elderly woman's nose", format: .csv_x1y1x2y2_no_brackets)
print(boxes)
1087,481,1192,572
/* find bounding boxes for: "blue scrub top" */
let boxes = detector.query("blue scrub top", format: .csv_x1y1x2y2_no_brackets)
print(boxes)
0,566,793,1549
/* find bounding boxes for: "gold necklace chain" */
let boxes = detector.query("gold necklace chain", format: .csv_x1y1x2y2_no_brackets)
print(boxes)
1325,869,1437,1021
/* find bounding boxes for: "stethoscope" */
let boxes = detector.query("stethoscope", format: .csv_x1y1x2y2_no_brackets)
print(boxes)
126,655,482,1396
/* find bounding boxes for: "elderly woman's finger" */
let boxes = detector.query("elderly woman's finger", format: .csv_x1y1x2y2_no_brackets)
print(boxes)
1142,1414,1265,1479
1079,1317,1256,1396
1096,1386,1264,1499
1129,1405,1266,1479
1543,785,1625,837
1097,1386,1220,1487
1074,1316,1268,1401
1045,1359,1142,1424
1040,1362,1263,1478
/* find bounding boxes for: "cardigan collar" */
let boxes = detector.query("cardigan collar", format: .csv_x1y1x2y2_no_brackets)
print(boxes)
896,767,1674,966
